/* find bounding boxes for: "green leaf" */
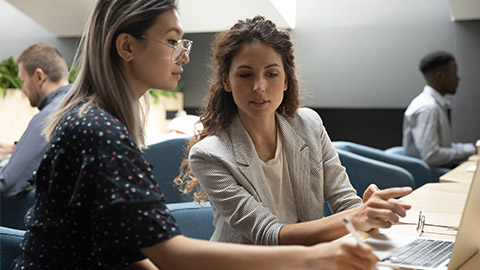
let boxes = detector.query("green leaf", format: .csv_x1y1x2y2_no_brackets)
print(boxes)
0,57,22,93
148,81,184,104
68,63,79,83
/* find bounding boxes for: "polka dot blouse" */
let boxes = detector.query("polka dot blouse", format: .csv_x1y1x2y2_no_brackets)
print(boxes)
13,101,181,269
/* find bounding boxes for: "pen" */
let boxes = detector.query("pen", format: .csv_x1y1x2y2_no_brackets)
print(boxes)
343,217,363,244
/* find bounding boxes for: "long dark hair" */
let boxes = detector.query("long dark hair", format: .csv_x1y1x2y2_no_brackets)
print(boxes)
176,16,301,202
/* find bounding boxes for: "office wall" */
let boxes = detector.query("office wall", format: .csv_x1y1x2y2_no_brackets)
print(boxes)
2,0,479,148
291,0,480,145
0,0,78,63
182,0,480,147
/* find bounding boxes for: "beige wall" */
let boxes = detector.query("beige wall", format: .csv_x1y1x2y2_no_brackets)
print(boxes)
0,89,183,145
0,89,38,143
144,92,184,145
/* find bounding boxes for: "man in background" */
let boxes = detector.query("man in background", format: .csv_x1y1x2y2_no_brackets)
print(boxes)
0,43,71,198
403,51,476,168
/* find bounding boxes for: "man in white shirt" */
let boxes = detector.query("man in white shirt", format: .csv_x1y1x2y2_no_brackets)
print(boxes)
403,51,476,168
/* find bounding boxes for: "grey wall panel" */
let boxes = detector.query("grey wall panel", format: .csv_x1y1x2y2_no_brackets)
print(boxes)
2,0,478,142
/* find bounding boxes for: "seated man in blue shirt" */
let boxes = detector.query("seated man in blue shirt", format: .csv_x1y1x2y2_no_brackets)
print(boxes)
403,51,476,168
0,43,71,198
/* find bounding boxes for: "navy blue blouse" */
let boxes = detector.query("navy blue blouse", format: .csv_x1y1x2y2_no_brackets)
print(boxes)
13,101,180,269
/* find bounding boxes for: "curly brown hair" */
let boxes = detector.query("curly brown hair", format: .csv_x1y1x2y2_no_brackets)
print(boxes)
175,16,301,202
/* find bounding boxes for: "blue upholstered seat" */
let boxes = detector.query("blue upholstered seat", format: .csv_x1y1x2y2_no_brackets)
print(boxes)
1,189,35,230
167,202,214,240
333,141,431,187
325,149,415,216
335,148,415,196
0,226,25,269
144,137,193,203
384,146,404,155
0,203,214,269
384,146,450,182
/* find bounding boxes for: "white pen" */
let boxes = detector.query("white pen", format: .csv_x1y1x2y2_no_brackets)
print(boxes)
343,217,364,244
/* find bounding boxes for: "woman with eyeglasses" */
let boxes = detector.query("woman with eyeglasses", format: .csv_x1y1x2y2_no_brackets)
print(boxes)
11,0,377,269
177,16,412,247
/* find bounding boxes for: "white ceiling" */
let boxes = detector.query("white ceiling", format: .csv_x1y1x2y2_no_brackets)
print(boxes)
5,0,297,37
5,0,479,37
448,0,480,21
6,0,96,37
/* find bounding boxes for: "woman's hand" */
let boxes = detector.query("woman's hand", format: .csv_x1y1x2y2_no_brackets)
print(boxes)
351,185,412,231
129,258,159,270
306,238,378,270
362,184,380,203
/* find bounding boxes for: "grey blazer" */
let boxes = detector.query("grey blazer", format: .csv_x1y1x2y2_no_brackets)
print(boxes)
189,108,362,245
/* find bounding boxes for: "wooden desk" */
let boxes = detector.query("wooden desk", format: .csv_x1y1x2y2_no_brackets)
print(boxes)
368,159,480,269
468,154,479,162
439,161,477,184
368,182,476,269
399,182,469,228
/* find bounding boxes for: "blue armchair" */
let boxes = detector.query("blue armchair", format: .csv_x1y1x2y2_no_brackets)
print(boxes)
333,141,431,187
167,202,214,240
325,149,415,216
335,148,415,193
1,189,35,230
0,226,24,269
384,146,450,182
384,146,404,155
144,137,193,203
0,203,214,270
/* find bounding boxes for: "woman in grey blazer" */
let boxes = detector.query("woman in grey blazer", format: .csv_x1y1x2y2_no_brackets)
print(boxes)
177,16,412,247
11,2,378,269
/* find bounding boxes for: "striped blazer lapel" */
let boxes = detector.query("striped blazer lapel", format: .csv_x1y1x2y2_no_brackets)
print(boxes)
229,116,276,206
276,113,312,221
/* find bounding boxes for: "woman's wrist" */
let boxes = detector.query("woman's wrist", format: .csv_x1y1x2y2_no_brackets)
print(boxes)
345,207,365,232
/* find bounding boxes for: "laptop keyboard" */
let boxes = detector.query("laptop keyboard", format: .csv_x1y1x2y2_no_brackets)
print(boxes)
381,238,454,268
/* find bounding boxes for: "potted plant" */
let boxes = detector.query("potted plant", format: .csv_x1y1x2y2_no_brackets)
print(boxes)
0,57,180,102
0,57,184,143
0,57,22,97
0,57,36,143
149,81,183,103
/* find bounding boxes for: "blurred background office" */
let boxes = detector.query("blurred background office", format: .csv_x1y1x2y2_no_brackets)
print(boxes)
1,0,479,149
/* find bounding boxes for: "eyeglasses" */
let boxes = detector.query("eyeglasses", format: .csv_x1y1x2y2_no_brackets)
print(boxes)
416,211,458,236
416,211,426,236
141,35,193,63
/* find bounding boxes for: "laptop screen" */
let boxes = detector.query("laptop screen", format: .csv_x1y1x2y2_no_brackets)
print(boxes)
448,161,480,269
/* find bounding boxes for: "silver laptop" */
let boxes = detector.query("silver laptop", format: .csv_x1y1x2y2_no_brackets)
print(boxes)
365,162,480,270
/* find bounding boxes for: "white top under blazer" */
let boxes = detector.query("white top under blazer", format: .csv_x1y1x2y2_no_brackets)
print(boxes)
189,107,362,245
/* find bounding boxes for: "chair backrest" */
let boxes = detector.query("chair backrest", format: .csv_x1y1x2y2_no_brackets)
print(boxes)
336,148,415,195
325,149,415,216
384,146,404,155
385,146,450,182
167,202,214,240
0,203,214,269
0,226,25,269
0,189,35,230
334,141,431,187
144,137,193,203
